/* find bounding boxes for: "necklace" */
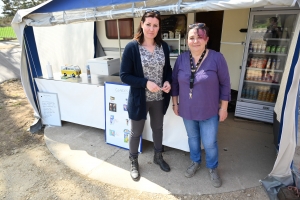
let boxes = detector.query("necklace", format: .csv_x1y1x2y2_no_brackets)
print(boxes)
188,49,206,99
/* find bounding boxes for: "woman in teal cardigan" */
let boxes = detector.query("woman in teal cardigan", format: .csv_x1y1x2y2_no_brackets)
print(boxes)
120,10,172,181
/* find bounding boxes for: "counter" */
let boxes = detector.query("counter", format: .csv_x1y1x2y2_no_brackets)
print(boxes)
35,73,189,151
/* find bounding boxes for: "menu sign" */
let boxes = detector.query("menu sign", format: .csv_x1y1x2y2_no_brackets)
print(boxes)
105,82,142,152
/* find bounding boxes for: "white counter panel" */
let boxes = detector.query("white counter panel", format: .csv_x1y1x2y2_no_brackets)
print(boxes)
143,107,189,152
35,74,189,151
35,74,121,129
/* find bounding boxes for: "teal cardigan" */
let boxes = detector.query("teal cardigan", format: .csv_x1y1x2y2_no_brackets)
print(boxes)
120,40,172,120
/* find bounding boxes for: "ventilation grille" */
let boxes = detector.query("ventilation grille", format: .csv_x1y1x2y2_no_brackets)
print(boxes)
235,101,274,123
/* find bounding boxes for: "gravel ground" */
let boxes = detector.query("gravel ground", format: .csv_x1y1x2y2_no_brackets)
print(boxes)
0,79,271,200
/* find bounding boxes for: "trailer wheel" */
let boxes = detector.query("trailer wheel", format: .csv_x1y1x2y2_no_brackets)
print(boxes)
72,73,75,78
64,73,67,76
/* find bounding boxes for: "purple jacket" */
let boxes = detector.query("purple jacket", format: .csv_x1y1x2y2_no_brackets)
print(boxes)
171,50,231,120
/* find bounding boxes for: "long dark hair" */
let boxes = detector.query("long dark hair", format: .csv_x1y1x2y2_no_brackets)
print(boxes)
134,11,162,46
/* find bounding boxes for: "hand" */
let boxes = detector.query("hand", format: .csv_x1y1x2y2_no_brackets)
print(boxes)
161,81,171,93
219,108,228,122
172,104,179,116
146,81,160,93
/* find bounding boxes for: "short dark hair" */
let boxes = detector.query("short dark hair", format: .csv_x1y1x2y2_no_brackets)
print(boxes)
133,11,162,46
188,22,210,38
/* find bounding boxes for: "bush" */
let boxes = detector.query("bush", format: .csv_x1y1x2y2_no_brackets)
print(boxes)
0,16,13,27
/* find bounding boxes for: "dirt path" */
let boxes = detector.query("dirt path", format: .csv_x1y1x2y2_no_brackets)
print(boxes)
0,79,269,200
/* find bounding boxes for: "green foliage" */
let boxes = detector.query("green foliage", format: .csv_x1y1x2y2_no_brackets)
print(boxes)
0,16,13,27
1,0,47,17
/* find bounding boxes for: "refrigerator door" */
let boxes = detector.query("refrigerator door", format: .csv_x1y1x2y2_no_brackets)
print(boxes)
235,10,299,122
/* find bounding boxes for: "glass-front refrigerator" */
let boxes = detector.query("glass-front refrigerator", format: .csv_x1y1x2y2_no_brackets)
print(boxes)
235,10,299,123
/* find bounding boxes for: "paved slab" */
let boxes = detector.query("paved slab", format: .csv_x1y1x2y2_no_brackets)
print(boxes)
0,40,21,83
44,113,276,195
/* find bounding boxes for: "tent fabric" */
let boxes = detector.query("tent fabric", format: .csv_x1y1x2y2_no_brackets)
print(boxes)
12,0,298,28
274,15,300,142
271,30,300,177
261,175,294,200
261,30,300,199
32,0,144,13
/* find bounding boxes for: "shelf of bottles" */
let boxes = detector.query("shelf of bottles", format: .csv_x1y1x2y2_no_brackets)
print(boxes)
240,13,298,105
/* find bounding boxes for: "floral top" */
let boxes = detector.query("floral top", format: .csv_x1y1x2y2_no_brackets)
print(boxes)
139,44,165,102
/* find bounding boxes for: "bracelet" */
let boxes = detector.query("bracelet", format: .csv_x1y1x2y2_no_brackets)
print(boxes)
172,103,179,106
219,108,227,111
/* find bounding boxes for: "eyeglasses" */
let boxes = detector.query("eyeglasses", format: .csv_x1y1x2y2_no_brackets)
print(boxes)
145,9,160,15
189,23,206,29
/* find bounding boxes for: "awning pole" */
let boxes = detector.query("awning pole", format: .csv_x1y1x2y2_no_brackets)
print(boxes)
116,19,122,61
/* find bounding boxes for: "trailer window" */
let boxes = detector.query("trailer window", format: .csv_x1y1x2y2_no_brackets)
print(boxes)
105,18,134,39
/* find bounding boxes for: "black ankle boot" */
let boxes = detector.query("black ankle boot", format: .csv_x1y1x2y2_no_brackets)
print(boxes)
129,156,140,181
153,152,170,172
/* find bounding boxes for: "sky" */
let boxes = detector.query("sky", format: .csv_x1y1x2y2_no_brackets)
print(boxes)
0,1,3,16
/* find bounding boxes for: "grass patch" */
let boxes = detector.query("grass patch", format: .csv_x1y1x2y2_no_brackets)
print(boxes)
0,27,17,40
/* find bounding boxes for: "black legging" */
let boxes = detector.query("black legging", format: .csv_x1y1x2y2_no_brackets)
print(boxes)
129,100,164,157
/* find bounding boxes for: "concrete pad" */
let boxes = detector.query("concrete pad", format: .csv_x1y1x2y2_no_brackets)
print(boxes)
0,41,21,83
44,114,277,195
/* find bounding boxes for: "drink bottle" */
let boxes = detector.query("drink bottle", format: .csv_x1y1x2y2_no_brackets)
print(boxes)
282,28,289,39
281,46,287,54
271,59,276,70
266,58,271,69
271,45,276,53
275,59,281,70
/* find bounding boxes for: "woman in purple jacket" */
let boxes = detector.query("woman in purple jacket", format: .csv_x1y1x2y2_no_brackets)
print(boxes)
171,23,231,188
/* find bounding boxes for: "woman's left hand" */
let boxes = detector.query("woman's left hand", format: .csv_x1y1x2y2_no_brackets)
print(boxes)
219,108,228,122
161,81,171,93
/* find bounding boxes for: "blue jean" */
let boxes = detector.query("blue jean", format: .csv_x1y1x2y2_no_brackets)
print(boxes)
183,115,219,169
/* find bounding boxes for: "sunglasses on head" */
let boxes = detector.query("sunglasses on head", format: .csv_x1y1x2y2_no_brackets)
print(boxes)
189,23,206,29
145,9,160,15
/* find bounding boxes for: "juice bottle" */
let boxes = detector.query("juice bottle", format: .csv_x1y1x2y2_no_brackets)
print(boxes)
249,86,253,99
266,45,271,53
245,86,250,98
274,73,281,83
276,46,281,53
275,59,281,69
271,45,277,53
266,88,271,102
270,89,276,102
261,87,267,101
261,70,265,81
257,86,263,100
257,43,262,53
253,86,258,100
266,58,272,69
249,41,253,52
242,87,246,98
281,46,287,54
271,59,276,69
253,43,258,53
261,43,266,53
262,58,267,69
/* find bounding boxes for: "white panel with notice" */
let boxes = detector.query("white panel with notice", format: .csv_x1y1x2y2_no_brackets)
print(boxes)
38,92,61,126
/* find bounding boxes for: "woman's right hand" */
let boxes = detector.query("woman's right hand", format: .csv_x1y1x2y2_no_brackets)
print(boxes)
146,81,160,93
172,104,179,116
